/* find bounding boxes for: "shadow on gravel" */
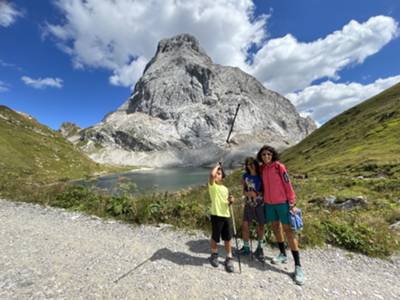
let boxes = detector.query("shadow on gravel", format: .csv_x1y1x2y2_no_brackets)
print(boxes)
150,247,208,266
114,240,293,284
186,239,293,278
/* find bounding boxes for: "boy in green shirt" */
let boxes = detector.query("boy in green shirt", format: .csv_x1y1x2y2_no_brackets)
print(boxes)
208,163,235,273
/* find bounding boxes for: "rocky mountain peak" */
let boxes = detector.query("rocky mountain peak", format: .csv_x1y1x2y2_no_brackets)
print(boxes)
157,34,205,56
142,33,212,75
79,34,317,167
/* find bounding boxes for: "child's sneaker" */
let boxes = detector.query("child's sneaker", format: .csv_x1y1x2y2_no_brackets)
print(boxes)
271,253,288,264
208,253,219,268
224,257,234,273
294,265,305,285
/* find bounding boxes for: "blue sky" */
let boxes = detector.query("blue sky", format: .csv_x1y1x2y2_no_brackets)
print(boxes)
0,0,399,129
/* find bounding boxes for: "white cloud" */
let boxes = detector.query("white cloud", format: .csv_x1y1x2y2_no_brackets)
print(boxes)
0,80,9,92
0,58,23,71
0,1,23,27
45,1,400,125
251,16,399,94
109,56,148,88
21,76,64,89
46,0,268,88
46,1,398,95
286,76,400,124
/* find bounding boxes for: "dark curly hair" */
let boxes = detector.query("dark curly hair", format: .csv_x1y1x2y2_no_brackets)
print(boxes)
244,157,260,175
257,145,279,164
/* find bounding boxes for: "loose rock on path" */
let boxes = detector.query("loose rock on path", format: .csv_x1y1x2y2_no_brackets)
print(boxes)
0,199,399,299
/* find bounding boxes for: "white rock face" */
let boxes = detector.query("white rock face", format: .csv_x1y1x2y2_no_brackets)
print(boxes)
80,34,316,167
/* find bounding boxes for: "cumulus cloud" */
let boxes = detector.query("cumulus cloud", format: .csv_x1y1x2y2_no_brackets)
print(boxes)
45,0,268,88
0,80,9,92
251,16,399,94
0,1,23,27
109,56,148,87
46,1,398,95
286,76,400,125
44,1,400,125
21,76,64,89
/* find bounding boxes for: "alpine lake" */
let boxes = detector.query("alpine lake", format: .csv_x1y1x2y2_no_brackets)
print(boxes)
75,167,213,196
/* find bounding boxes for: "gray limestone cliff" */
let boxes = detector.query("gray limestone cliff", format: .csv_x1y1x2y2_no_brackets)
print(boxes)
79,34,316,167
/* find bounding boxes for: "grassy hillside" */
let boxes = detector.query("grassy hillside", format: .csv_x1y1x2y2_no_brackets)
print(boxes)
281,82,400,177
0,105,124,198
274,83,400,256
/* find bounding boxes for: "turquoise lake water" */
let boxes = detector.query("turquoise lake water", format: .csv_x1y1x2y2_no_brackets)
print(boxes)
77,167,212,195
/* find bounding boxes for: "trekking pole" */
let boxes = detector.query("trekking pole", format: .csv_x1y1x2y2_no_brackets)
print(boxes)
249,235,253,261
226,103,241,144
223,101,242,272
251,203,257,261
229,202,242,273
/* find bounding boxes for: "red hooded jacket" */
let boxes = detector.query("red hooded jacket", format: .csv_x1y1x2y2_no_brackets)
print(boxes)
260,161,296,205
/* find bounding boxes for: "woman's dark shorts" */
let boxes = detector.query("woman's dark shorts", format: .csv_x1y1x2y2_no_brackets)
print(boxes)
243,203,265,224
210,215,232,243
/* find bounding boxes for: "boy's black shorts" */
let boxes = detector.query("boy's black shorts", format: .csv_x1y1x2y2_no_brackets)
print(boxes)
211,215,232,243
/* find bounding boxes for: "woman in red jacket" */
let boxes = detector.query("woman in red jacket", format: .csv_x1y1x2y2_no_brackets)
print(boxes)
257,145,304,285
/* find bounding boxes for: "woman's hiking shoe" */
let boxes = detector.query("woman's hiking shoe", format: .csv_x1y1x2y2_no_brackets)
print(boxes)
271,253,287,264
253,247,265,261
236,246,251,256
294,265,305,285
209,253,219,268
224,257,234,273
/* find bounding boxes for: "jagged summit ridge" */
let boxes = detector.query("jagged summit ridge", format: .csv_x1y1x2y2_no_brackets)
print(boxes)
142,34,211,76
80,34,316,167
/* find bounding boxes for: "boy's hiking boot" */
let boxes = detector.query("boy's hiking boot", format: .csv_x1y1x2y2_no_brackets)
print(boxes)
253,247,265,261
271,253,288,264
236,246,251,256
209,253,219,268
224,257,234,273
294,266,305,285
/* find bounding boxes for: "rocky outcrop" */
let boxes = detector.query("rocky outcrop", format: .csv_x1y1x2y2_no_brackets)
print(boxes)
79,34,317,167
59,122,81,143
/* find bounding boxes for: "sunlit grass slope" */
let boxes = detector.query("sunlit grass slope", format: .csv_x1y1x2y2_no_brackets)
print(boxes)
0,105,107,196
281,82,400,177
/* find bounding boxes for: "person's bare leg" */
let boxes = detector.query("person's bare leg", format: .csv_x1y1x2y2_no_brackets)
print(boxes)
210,239,218,253
256,224,264,241
272,221,284,242
282,224,299,251
242,221,249,242
224,239,232,257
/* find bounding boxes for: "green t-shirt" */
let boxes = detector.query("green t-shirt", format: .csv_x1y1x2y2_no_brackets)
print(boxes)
208,182,230,218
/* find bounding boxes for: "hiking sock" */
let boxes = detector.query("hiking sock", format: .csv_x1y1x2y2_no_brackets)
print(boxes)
278,242,287,256
291,250,301,266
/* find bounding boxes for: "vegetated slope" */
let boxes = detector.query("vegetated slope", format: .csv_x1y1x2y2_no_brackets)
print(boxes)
0,105,102,190
281,82,400,177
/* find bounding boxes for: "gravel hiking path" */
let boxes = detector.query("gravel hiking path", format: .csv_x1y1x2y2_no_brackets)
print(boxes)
1,199,399,299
